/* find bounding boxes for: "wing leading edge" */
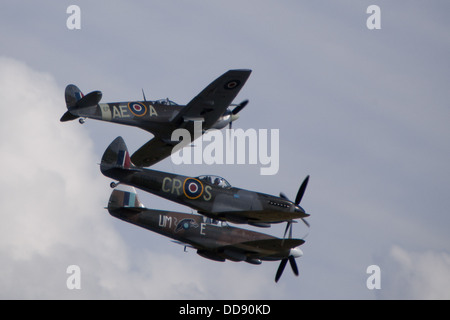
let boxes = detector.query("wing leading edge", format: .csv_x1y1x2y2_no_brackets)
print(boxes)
131,69,252,167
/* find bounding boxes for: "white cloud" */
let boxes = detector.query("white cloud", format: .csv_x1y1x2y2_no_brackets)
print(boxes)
378,246,450,299
0,57,286,299
0,56,128,298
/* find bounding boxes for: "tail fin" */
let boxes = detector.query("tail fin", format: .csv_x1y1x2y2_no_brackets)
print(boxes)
100,136,135,173
60,84,102,122
107,186,145,213
65,84,84,108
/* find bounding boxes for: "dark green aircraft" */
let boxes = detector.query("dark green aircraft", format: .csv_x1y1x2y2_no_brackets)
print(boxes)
100,136,310,228
61,69,251,167
108,186,305,282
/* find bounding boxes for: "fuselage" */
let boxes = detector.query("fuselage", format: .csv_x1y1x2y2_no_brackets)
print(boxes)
70,99,231,136
108,204,300,263
102,166,308,225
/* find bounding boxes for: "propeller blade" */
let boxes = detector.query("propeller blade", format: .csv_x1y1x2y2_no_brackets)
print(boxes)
232,100,249,115
289,256,299,276
279,192,289,200
275,258,288,283
301,218,310,228
283,221,292,239
289,222,293,239
295,175,310,205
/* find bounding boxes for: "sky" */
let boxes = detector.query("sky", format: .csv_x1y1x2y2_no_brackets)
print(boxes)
1,1,450,299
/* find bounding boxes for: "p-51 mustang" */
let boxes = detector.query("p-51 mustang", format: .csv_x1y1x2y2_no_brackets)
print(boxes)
107,186,305,282
61,69,251,167
101,136,310,228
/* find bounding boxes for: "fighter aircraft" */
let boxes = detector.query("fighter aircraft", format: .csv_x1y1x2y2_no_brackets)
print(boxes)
100,136,310,228
61,69,251,167
107,186,305,282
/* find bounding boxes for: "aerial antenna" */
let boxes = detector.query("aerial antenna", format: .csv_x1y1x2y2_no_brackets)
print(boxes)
142,88,147,102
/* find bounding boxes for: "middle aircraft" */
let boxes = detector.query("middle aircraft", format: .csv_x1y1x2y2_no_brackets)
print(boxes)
100,136,310,228
61,69,251,167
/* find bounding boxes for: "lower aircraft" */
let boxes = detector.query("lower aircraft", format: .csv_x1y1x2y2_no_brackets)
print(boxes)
100,136,310,228
108,186,305,282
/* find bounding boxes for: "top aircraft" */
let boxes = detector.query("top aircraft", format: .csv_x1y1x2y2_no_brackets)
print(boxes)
61,69,251,167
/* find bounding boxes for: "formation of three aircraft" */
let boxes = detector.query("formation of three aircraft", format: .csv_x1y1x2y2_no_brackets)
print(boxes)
61,69,310,282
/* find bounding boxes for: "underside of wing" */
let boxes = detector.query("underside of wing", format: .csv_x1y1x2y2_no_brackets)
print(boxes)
215,210,304,225
223,238,305,258
130,137,177,167
172,69,251,129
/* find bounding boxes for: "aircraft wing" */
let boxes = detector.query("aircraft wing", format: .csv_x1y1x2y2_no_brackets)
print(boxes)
223,238,305,257
130,137,178,167
131,69,251,167
171,69,252,129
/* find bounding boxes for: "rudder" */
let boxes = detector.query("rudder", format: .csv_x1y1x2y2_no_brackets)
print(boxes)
100,136,134,172
108,186,145,211
65,84,84,108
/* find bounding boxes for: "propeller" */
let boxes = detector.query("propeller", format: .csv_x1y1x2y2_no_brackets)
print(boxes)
280,175,310,227
275,175,310,282
228,100,249,130
275,221,301,283
231,99,248,115
295,175,309,205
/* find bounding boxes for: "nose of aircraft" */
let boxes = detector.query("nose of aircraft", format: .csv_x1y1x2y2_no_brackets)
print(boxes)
230,113,240,122
289,246,303,258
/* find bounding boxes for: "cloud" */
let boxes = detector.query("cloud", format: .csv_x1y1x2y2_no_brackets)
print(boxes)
0,56,287,299
0,56,127,298
378,246,450,299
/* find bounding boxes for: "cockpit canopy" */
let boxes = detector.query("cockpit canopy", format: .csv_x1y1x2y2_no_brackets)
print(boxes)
197,175,231,188
202,216,229,227
154,98,178,106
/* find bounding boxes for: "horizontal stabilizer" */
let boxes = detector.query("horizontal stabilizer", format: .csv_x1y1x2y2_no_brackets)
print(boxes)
60,110,79,122
62,84,102,122
76,90,102,108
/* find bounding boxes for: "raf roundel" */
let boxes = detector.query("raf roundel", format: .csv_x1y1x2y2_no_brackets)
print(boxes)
224,79,241,90
183,178,204,199
128,102,147,117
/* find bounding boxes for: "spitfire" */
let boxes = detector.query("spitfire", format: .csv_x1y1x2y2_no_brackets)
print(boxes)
62,69,311,283
108,186,305,282
61,69,251,167
101,136,309,228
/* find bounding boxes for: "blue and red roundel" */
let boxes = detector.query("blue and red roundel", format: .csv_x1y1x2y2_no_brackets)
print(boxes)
128,102,147,117
183,178,204,199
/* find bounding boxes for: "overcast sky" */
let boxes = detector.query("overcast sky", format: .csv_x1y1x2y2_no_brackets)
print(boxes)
1,1,449,299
